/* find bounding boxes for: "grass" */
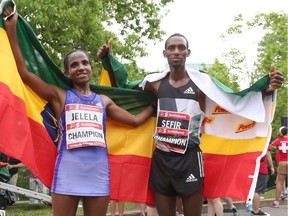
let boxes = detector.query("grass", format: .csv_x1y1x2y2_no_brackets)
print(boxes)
263,187,276,199
3,203,53,216
3,201,139,216
2,189,277,216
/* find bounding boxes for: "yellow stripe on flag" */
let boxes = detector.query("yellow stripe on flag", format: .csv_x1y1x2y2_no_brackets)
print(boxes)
0,28,47,126
106,118,156,157
201,134,267,155
99,66,156,157
98,68,112,87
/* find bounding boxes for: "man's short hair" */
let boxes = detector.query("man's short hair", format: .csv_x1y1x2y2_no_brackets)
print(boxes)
165,33,189,49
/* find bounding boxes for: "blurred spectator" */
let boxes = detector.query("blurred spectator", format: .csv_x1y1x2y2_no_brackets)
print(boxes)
110,200,125,216
270,126,288,208
29,171,49,204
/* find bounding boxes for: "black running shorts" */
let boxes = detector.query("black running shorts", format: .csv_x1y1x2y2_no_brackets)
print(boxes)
149,146,204,197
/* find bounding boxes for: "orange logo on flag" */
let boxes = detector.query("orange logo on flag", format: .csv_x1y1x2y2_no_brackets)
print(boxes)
203,116,215,124
212,106,230,115
236,121,256,133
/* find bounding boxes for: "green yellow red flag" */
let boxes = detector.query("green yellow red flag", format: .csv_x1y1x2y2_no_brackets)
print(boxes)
0,1,276,204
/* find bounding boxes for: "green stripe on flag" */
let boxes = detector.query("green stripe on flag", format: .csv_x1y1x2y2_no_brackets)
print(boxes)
0,14,156,115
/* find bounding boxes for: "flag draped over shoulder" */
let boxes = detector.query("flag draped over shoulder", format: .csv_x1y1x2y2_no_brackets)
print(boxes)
101,53,276,202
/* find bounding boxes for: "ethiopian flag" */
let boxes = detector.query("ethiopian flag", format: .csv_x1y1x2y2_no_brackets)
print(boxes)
0,1,276,205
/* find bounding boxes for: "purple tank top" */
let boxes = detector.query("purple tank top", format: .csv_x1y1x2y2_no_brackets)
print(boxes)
51,89,110,196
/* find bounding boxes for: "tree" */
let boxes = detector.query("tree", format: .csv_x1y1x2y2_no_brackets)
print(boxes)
200,59,240,92
221,12,288,133
251,13,288,130
17,0,174,82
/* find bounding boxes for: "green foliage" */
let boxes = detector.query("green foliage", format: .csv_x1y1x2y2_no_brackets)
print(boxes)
5,204,53,216
221,12,288,133
201,58,240,92
222,48,257,87
267,147,277,189
16,0,174,83
17,167,29,189
250,13,288,130
125,60,146,81
249,13,287,77
16,167,30,201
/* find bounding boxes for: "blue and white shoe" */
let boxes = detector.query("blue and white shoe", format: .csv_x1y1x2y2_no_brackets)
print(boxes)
245,203,253,212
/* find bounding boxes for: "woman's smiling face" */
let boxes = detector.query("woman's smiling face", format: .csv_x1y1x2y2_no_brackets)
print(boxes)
65,50,93,85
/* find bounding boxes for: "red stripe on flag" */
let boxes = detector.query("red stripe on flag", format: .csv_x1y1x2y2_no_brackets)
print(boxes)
0,82,56,187
28,119,57,187
109,154,154,205
204,152,261,200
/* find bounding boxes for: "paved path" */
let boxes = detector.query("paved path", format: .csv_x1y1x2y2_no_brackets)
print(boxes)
202,205,287,216
113,199,287,216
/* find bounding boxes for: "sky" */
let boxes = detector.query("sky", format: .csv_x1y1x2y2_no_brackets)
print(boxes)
136,0,287,72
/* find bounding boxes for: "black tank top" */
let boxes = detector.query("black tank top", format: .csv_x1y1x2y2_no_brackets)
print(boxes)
158,74,199,110
154,73,203,154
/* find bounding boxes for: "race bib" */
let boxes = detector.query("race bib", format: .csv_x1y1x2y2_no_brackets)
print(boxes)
154,110,191,154
65,104,105,149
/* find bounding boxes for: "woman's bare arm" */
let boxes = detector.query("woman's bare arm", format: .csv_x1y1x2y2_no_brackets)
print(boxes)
101,95,154,127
